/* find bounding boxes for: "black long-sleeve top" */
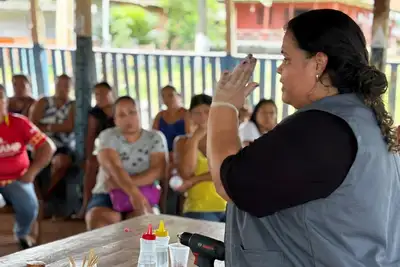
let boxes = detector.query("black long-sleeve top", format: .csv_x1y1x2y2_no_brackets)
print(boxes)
220,110,358,218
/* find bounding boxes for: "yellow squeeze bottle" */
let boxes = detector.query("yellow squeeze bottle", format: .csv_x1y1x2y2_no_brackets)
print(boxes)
154,220,170,267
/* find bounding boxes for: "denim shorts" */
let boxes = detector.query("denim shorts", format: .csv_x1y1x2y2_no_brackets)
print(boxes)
87,193,113,211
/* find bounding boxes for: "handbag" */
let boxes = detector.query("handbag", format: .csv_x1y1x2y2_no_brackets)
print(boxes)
109,184,161,212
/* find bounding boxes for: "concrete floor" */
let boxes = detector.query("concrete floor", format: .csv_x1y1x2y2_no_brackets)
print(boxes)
0,214,86,257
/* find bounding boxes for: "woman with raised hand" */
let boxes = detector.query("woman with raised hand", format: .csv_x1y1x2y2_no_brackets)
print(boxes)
208,9,400,267
174,94,226,222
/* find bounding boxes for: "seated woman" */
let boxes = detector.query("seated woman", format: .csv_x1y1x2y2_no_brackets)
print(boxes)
152,85,189,215
0,84,55,249
29,74,75,197
174,94,226,222
152,85,190,151
79,82,114,217
8,74,36,117
85,96,168,230
239,99,277,146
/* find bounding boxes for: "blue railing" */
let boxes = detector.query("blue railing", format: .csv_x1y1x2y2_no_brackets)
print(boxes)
0,45,400,127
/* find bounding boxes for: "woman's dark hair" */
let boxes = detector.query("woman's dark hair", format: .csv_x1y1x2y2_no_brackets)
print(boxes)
57,74,71,80
189,94,212,111
287,9,398,152
250,99,277,133
12,74,30,84
161,85,177,93
113,95,136,115
94,81,112,91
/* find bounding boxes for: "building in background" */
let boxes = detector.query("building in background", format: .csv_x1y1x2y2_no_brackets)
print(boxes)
234,0,400,55
2,0,400,56
0,0,57,45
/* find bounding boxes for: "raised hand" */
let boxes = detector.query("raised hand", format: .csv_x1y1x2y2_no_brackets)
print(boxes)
192,125,207,141
214,54,258,109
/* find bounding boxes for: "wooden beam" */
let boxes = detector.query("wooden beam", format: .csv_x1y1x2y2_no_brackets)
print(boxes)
30,0,46,44
225,0,233,55
56,0,74,48
76,0,93,37
370,0,390,71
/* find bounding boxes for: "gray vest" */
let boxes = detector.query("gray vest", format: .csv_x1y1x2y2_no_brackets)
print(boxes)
225,94,400,267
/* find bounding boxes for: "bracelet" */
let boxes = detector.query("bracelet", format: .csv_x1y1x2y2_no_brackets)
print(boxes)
211,102,239,117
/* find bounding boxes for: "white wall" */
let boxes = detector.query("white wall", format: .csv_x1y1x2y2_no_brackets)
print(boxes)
0,10,56,40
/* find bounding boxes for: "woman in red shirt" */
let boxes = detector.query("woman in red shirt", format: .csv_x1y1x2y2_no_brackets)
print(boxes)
0,85,55,249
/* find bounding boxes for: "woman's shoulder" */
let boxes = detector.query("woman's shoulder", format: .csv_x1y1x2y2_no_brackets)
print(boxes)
155,110,165,119
89,106,103,116
276,110,353,137
239,120,257,130
98,127,119,140
141,129,169,143
239,121,259,135
281,109,339,125
143,128,163,137
26,96,36,103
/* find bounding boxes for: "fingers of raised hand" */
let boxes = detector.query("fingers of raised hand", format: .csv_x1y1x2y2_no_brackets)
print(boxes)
232,55,257,87
236,62,257,87
217,70,230,87
244,82,259,97
217,55,257,92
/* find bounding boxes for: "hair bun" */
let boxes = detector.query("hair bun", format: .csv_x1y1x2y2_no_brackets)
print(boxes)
357,65,387,98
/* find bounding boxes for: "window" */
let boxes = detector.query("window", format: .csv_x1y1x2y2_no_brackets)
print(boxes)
256,6,264,25
284,8,289,22
269,7,273,26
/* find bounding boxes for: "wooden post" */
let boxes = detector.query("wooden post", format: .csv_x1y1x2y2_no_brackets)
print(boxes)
225,0,233,56
56,0,74,48
30,0,49,96
224,0,236,71
370,0,391,71
74,0,96,162
30,0,44,44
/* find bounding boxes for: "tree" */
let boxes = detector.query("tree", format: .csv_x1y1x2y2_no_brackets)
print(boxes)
110,5,158,48
159,0,225,50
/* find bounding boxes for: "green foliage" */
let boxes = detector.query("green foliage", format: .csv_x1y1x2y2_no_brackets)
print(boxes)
159,0,226,50
107,1,225,50
110,5,158,48
206,0,226,51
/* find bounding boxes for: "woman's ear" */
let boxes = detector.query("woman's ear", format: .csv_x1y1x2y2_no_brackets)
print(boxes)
315,52,328,74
